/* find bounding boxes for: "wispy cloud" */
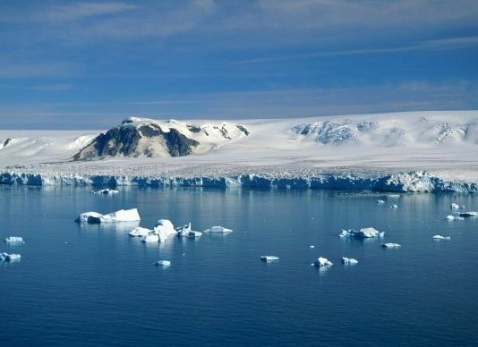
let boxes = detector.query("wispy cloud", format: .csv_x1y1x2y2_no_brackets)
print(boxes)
28,83,75,92
234,35,478,65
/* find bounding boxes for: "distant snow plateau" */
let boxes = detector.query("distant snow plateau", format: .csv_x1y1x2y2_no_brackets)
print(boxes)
0,111,477,192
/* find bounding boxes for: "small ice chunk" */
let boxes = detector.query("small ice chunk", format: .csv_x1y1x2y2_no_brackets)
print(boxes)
203,225,233,233
154,260,171,267
445,215,455,221
260,255,279,262
390,204,398,209
450,203,460,210
176,223,192,237
75,211,103,223
5,236,25,243
381,243,401,248
377,199,385,204
142,234,159,243
388,194,400,199
314,257,333,267
129,227,152,237
341,257,358,265
459,211,478,218
188,231,202,238
93,188,119,195
309,245,315,249
433,235,451,240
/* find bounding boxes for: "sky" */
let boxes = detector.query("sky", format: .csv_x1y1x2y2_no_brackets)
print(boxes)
1,0,478,129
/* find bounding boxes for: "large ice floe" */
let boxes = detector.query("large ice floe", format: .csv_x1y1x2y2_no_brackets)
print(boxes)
76,208,140,223
339,227,384,239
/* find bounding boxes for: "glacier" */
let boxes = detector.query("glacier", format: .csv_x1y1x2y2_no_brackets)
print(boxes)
0,170,476,193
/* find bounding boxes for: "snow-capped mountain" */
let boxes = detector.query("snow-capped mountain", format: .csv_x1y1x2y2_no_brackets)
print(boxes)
73,117,250,160
0,111,477,192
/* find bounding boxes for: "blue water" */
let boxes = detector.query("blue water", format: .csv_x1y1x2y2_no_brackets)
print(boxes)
1,187,478,346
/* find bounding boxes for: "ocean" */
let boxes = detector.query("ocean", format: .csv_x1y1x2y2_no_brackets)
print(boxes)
1,186,478,346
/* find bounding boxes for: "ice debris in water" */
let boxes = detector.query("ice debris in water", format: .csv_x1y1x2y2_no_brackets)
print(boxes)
377,199,385,204
0,252,22,262
203,225,233,233
390,204,398,209
341,257,358,265
433,235,451,240
76,208,141,223
129,227,152,237
381,243,401,248
154,260,171,267
93,188,119,195
314,257,333,267
5,236,25,243
340,227,384,239
450,203,460,210
459,211,478,218
260,255,279,262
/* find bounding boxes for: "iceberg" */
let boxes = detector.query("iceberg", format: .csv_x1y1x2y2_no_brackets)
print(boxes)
188,230,202,238
0,252,21,262
76,208,140,223
129,227,152,237
5,236,25,243
341,257,358,265
340,227,384,239
153,219,177,242
314,257,333,267
260,255,279,262
432,235,451,240
154,260,171,267
203,225,233,233
381,243,401,248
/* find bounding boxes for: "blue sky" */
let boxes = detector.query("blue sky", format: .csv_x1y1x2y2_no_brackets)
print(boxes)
1,0,477,129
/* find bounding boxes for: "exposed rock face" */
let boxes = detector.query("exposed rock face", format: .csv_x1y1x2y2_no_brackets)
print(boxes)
74,121,199,160
73,117,249,161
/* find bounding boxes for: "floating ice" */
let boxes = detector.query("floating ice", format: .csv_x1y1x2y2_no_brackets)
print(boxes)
340,227,384,239
459,211,478,218
142,234,159,243
93,188,119,195
341,257,358,265
390,204,398,209
129,227,152,237
151,219,176,242
154,260,171,267
76,208,140,223
0,252,21,262
450,203,460,210
377,199,385,204
5,236,25,243
309,245,315,249
433,235,451,240
381,243,401,248
445,215,455,221
203,225,233,233
314,257,333,267
188,230,202,238
260,255,279,262
177,223,192,237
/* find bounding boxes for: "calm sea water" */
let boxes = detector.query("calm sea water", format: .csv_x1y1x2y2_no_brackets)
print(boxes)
1,186,478,346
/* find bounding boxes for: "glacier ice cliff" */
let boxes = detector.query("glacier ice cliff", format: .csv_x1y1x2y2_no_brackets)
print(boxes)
0,170,477,193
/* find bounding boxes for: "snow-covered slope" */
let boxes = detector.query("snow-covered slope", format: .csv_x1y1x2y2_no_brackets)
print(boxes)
0,111,477,192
